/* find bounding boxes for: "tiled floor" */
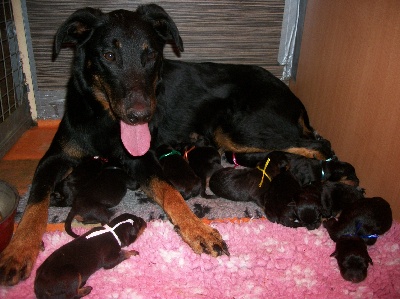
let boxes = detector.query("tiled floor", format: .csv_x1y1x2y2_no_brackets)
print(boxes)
0,120,59,195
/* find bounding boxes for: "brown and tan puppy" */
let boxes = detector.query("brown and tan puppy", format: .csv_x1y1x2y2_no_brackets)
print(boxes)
34,213,146,299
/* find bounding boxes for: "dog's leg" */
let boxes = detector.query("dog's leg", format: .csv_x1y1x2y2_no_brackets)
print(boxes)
0,156,72,285
145,177,229,257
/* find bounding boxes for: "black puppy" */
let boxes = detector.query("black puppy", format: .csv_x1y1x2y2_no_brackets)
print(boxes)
156,144,202,200
50,157,137,238
320,181,365,218
330,235,373,283
183,145,223,199
263,171,322,230
34,213,146,299
323,197,392,245
209,151,288,206
225,151,359,186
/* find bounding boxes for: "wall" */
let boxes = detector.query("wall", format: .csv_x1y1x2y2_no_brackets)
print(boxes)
290,0,400,220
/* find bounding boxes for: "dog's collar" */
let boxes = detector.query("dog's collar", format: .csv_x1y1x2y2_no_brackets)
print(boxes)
183,146,196,160
342,221,379,240
256,158,272,187
231,152,240,168
85,219,134,246
158,149,181,161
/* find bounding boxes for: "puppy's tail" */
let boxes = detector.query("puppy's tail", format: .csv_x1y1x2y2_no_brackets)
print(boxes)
65,208,80,238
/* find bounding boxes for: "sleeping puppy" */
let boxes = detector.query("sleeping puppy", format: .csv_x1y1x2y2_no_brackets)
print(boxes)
209,151,288,206
50,156,107,207
225,151,359,186
34,213,146,299
263,171,322,230
183,145,223,199
323,197,393,245
156,144,201,200
330,235,373,283
64,163,136,237
320,181,365,218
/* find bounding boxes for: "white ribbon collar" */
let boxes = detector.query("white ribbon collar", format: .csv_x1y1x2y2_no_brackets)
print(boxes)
85,219,134,246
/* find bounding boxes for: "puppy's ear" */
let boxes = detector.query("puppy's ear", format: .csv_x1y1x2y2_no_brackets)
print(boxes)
137,4,184,52
54,7,104,59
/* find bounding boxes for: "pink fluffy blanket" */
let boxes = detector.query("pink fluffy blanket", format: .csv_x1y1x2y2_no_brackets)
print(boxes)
2,219,399,299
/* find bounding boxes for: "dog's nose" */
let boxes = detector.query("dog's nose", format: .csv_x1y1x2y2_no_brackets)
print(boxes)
126,108,152,124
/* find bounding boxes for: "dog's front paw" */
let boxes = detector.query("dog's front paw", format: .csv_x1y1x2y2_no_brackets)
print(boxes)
175,221,229,257
0,240,40,286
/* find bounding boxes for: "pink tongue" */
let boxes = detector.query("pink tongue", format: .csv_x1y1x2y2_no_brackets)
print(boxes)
120,121,151,156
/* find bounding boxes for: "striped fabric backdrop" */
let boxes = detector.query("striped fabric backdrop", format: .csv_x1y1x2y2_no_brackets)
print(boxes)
26,0,285,91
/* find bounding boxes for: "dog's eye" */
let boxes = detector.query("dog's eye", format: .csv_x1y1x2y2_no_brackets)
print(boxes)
103,52,116,61
147,51,157,60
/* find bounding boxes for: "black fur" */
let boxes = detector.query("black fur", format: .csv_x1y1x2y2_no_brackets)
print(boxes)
330,236,373,283
323,197,392,245
0,4,335,284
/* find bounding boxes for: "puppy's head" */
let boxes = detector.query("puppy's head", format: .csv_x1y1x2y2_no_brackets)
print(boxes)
111,213,147,247
331,236,373,283
324,160,359,186
292,183,322,230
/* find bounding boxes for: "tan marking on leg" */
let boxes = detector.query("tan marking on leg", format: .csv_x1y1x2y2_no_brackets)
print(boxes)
0,199,49,285
145,177,228,257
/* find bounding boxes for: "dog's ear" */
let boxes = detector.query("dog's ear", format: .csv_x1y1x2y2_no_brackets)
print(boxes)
137,4,184,53
53,7,104,59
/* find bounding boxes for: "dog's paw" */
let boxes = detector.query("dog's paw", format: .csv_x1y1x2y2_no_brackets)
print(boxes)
174,221,229,257
0,241,40,286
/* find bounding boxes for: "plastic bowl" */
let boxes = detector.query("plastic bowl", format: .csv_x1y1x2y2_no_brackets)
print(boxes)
0,180,19,253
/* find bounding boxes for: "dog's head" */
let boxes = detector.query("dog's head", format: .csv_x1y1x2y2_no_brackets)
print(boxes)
331,236,373,283
290,183,322,230
53,5,183,156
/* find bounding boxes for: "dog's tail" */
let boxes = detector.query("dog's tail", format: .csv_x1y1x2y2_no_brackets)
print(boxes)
64,208,80,238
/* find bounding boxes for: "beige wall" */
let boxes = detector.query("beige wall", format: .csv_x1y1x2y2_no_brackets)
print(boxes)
290,1,400,220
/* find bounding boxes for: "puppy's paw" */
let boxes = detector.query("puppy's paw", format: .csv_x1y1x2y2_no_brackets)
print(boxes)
175,221,229,257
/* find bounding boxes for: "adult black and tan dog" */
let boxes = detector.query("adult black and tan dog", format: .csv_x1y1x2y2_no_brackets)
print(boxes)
0,4,333,285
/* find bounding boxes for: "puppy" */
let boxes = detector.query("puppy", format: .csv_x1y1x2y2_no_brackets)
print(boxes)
320,181,365,218
225,151,359,186
156,144,201,200
183,145,223,199
330,235,373,283
50,156,107,207
323,197,392,245
209,151,288,206
263,171,322,230
34,213,146,299
51,158,137,238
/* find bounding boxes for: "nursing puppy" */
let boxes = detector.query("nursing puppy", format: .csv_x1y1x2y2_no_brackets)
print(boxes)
263,171,322,230
156,144,202,200
225,151,359,186
34,213,146,299
323,197,392,245
320,181,365,218
64,164,136,238
183,145,223,199
209,151,288,206
330,235,373,283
